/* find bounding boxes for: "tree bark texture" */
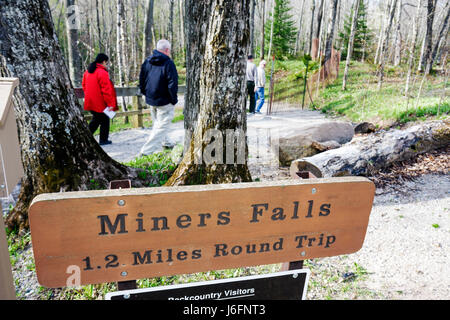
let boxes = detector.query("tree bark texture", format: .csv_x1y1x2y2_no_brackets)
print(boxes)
290,120,450,178
167,0,252,186
0,0,148,233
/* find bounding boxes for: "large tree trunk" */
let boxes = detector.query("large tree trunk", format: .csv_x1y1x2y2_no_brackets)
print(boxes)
342,0,361,90
182,0,211,153
0,0,149,233
65,0,83,86
290,120,449,178
167,0,252,186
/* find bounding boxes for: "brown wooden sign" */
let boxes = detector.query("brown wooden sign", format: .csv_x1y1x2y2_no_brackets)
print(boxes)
29,177,375,288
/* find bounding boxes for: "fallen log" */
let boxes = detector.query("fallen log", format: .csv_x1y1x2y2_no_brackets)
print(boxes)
290,120,450,178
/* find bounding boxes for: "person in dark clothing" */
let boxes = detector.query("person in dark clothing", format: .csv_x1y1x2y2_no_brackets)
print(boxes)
138,39,179,156
246,55,257,114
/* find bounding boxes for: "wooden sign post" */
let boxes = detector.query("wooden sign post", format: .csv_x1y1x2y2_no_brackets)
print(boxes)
29,177,375,288
0,77,21,300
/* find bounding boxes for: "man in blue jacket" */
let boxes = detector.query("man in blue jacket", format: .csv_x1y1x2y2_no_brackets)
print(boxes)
139,39,178,156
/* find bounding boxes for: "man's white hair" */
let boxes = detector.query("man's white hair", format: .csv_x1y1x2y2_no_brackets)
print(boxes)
157,39,171,51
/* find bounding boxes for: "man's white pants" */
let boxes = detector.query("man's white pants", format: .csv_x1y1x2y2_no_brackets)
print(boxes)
139,104,174,156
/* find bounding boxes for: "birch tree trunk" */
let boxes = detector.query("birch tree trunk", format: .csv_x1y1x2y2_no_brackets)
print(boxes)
294,0,306,55
267,0,275,59
308,0,316,56
116,0,128,112
393,0,403,66
374,9,385,65
250,0,256,56
324,0,339,65
166,0,252,186
0,0,147,233
144,0,155,58
95,0,104,52
405,0,423,96
66,0,83,86
421,0,436,74
179,0,185,55
430,1,450,70
377,0,398,90
260,0,266,59
314,0,325,39
342,0,361,91
168,0,175,45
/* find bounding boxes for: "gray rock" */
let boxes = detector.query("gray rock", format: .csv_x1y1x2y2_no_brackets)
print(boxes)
275,121,354,166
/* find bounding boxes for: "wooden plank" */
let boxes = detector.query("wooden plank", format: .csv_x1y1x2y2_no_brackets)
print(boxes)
28,177,375,288
83,109,152,121
74,86,186,99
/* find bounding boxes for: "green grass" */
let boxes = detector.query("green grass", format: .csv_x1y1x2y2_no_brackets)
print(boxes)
272,60,449,127
124,146,183,186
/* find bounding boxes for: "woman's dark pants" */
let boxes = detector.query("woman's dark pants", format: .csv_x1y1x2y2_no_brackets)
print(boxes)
89,111,110,143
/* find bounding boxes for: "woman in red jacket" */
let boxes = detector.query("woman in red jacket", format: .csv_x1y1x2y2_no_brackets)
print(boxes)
82,53,118,145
